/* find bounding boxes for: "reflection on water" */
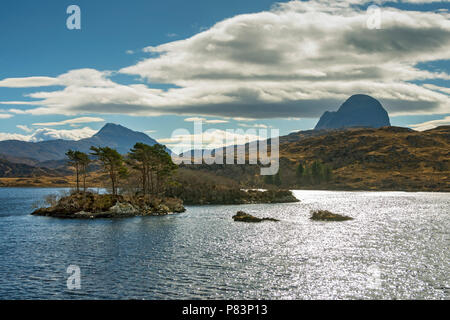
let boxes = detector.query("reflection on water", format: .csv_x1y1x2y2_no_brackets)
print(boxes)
0,188,448,299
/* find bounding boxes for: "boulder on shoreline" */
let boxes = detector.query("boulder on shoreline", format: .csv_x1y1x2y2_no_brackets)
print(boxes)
310,210,353,221
232,211,279,223
31,192,186,219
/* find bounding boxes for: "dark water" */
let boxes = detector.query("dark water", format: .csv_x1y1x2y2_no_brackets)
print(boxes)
0,188,448,300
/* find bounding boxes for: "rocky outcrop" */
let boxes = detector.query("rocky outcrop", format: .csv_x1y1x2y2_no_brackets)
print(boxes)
310,210,353,221
315,94,391,130
31,192,185,219
232,211,279,223
109,202,139,215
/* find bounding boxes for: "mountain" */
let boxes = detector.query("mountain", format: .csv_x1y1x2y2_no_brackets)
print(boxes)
314,94,391,130
85,123,160,155
0,123,161,162
0,158,64,178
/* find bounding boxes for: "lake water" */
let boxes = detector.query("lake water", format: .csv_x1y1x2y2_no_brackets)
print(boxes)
0,188,448,300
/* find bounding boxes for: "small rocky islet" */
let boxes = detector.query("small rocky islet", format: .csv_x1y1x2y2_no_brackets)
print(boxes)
232,211,280,223
231,209,354,223
309,210,353,221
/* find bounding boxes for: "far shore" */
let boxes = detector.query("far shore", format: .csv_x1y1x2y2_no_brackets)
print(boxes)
0,182,448,193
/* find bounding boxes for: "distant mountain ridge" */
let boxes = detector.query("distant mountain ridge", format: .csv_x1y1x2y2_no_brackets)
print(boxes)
0,123,160,162
315,94,391,130
0,158,64,178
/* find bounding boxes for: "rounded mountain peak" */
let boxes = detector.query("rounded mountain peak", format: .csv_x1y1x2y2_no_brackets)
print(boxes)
314,94,391,130
339,94,384,113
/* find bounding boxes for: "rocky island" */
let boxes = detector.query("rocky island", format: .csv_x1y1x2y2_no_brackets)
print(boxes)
232,211,280,223
310,210,353,221
32,192,185,219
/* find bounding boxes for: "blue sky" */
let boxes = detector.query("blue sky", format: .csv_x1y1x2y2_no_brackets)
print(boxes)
0,0,449,149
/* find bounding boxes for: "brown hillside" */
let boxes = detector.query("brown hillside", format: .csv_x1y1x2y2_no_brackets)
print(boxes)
279,126,449,191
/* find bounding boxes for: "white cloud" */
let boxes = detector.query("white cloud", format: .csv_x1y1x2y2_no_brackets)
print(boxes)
8,109,28,114
423,84,450,95
158,128,266,153
16,125,33,133
184,117,229,124
399,1,449,3
409,115,450,131
31,127,97,141
0,126,97,142
184,117,206,122
238,123,271,128
0,69,113,89
0,114,13,119
32,116,105,126
0,132,33,141
0,76,59,88
204,119,229,124
233,117,256,121
0,1,449,119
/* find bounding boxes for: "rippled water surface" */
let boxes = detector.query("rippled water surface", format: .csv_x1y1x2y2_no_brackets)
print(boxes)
0,188,448,299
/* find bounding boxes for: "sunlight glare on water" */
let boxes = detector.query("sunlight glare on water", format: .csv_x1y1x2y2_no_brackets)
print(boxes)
0,188,448,299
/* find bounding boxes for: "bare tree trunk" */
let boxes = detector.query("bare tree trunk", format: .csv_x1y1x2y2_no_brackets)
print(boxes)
110,164,116,198
76,164,80,193
111,175,116,198
142,164,146,196
83,169,87,194
149,171,154,195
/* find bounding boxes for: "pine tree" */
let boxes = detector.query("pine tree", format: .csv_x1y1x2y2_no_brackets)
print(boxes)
323,164,332,182
311,161,323,184
274,171,282,186
296,162,304,184
66,150,90,193
264,175,273,185
90,146,127,198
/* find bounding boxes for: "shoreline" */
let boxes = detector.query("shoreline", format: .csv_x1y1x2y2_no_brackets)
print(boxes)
2,185,448,193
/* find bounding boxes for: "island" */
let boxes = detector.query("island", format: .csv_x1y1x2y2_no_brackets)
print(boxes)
232,211,280,223
31,143,299,219
310,210,353,221
32,192,185,219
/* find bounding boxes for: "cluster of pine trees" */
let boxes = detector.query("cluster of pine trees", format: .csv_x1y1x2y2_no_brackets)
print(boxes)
65,143,176,198
263,161,333,187
295,161,332,185
263,172,282,186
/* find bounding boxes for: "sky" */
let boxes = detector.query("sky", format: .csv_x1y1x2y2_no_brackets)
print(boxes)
0,0,449,150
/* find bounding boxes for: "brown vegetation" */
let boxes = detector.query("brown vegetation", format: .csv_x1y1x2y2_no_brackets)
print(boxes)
179,126,450,192
166,168,299,205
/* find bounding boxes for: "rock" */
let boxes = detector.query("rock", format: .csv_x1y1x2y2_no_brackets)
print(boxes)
156,204,170,214
310,210,353,221
108,202,139,215
232,211,279,223
315,94,391,130
74,211,95,219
